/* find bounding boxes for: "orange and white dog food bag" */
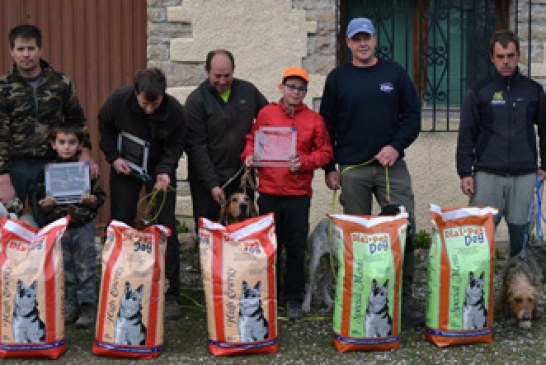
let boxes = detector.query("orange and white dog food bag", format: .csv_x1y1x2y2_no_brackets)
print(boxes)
93,220,169,359
199,213,277,356
426,204,497,347
0,217,69,359
330,213,408,352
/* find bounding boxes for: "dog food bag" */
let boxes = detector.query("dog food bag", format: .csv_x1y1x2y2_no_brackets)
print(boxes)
330,213,408,352
0,217,69,359
425,204,497,347
199,213,277,356
93,220,169,359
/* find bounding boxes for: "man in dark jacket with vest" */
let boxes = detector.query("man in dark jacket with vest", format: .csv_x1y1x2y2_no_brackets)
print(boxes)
185,49,267,228
99,67,186,319
457,29,546,257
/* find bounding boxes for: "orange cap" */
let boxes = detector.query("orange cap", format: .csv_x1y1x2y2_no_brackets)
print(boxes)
282,66,309,83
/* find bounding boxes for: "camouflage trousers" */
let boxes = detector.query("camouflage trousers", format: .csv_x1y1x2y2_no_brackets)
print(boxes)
62,222,97,310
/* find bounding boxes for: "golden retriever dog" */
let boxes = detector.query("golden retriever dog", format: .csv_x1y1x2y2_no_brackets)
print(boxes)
495,246,545,328
219,192,257,225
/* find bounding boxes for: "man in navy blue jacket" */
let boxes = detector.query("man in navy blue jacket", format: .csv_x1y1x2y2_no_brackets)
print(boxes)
320,17,422,326
457,29,546,257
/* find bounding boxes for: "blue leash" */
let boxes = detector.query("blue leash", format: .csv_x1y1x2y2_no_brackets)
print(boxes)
534,176,546,242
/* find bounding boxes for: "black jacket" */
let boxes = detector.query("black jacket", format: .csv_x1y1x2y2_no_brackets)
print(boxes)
98,86,186,178
457,68,546,177
184,79,267,190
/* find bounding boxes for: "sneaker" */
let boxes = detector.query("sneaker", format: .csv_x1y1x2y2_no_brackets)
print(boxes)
402,302,425,327
286,301,303,321
75,304,96,329
165,297,181,320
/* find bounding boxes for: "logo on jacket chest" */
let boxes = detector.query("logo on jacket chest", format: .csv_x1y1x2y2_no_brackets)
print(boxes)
490,91,506,105
379,83,394,93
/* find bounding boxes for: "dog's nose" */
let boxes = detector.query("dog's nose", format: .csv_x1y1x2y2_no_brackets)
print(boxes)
521,313,531,321
240,203,248,215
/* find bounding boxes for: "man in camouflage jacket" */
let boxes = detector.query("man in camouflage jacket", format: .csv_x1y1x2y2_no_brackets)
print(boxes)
0,24,92,208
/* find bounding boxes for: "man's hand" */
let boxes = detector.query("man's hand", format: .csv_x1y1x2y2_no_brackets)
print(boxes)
325,170,340,190
460,176,474,197
244,155,255,168
0,174,16,203
79,147,100,178
154,173,171,192
538,168,546,181
375,145,399,167
39,196,57,212
211,186,226,206
112,158,132,175
80,194,98,207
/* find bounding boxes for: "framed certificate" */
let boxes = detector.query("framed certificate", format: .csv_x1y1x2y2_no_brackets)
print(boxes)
117,131,151,182
253,126,297,167
45,162,91,204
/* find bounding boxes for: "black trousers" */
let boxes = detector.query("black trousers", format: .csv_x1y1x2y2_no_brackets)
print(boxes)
258,193,310,304
109,169,180,298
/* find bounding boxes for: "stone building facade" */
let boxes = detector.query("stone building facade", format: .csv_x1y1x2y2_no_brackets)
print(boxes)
147,0,546,238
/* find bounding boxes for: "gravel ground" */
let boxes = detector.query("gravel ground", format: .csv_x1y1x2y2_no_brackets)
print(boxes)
4,240,546,365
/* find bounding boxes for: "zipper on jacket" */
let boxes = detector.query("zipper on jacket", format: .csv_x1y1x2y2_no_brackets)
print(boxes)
507,82,513,173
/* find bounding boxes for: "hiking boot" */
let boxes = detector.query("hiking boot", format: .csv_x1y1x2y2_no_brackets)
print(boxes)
165,297,181,320
75,304,96,329
286,301,303,321
402,302,425,327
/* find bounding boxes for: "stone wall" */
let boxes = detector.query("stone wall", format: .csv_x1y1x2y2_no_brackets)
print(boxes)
149,0,546,238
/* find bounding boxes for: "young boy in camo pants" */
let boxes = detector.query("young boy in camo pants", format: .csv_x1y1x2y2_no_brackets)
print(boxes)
32,123,105,328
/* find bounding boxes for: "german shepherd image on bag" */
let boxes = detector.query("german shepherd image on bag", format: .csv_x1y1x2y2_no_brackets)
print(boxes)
13,280,46,343
115,282,147,346
238,281,269,342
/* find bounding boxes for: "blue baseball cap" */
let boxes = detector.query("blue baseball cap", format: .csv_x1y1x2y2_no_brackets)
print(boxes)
346,17,375,38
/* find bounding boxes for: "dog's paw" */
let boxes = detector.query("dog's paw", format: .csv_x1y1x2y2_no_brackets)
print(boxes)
518,320,532,329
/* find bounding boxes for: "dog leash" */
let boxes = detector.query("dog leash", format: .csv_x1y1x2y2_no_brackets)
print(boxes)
136,186,176,225
529,176,546,241
327,158,390,280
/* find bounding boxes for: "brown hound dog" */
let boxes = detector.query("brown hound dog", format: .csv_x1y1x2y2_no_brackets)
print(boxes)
219,192,258,225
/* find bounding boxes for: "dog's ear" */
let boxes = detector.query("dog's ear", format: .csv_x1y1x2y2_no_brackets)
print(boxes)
136,284,144,295
383,279,389,289
125,281,132,292
29,280,37,291
479,272,484,280
242,281,249,292
254,281,261,291
469,272,475,281
372,279,378,289
17,279,23,290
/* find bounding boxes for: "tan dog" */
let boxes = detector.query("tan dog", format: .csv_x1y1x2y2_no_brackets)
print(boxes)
219,192,257,225
495,246,545,328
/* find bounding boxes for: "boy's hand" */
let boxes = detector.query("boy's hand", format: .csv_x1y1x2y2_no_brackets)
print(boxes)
289,155,301,173
80,194,97,207
39,197,57,212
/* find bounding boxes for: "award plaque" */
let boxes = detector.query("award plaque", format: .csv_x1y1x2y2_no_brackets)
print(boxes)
45,162,91,204
253,126,297,167
117,131,151,182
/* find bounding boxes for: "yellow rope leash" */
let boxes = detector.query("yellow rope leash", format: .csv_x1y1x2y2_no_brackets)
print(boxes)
136,186,176,224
